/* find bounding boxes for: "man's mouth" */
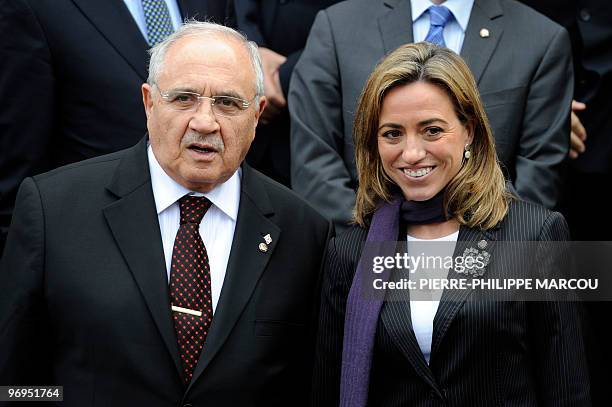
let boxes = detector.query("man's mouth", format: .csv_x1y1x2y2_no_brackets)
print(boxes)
188,144,217,154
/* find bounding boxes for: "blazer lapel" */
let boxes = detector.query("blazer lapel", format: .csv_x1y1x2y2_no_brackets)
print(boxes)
380,288,441,394
102,138,182,376
379,0,414,54
188,164,280,390
70,0,149,80
430,226,497,359
460,0,504,84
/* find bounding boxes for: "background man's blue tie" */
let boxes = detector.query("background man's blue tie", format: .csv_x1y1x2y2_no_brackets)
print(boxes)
142,0,175,47
424,5,453,47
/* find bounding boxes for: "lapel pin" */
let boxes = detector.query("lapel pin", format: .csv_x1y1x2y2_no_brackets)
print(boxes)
480,28,490,38
258,243,268,253
478,239,487,249
263,233,272,245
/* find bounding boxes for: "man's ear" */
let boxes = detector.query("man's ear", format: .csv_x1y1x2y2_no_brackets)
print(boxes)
253,96,267,130
142,83,153,119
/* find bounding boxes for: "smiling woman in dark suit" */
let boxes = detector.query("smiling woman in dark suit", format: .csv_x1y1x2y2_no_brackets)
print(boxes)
312,42,591,407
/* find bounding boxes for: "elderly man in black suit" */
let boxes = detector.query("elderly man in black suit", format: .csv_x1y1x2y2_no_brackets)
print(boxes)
0,21,331,406
0,0,234,256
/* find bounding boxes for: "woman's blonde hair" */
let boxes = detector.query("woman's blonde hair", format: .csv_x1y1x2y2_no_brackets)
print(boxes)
353,42,511,229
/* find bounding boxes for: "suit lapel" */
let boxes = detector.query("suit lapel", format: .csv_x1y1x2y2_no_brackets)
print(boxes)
430,226,497,359
379,0,414,54
380,287,441,394
460,0,504,84
70,0,149,80
102,139,182,376
188,165,280,390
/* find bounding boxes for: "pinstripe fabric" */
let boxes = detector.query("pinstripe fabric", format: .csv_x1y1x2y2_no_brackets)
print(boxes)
313,199,591,406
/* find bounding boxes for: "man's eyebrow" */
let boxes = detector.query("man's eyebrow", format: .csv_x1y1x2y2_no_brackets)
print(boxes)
164,87,250,100
215,89,248,99
167,86,199,93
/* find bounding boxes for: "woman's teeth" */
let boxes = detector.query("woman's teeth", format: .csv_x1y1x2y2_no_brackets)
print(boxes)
403,167,433,178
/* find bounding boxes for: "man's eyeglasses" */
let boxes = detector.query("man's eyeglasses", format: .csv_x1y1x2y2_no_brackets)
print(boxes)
155,85,254,117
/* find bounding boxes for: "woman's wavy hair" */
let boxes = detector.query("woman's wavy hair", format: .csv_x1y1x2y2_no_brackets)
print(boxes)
353,42,511,229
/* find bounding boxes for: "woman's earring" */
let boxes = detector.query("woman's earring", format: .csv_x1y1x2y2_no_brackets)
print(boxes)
464,144,471,160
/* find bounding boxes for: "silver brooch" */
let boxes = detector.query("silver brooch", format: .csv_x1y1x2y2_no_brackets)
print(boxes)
457,246,491,277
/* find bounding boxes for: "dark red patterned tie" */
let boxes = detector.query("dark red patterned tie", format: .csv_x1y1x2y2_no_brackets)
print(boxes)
169,195,213,385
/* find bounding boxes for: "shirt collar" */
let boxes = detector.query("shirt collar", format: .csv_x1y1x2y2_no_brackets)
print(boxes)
147,145,241,221
411,0,474,32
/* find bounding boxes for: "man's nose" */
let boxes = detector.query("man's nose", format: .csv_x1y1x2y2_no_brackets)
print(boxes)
189,98,221,133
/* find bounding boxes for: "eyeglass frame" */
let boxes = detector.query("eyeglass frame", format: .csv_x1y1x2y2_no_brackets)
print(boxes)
153,83,257,116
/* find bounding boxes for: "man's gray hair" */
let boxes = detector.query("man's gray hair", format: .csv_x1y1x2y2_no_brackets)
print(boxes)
147,20,264,98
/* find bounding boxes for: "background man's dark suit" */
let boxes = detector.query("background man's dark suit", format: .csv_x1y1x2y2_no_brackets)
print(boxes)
235,0,340,186
313,200,590,406
518,2,612,404
290,0,573,230
0,0,234,255
0,139,332,406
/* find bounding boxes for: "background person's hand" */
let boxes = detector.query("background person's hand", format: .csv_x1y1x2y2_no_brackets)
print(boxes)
569,100,587,159
258,47,287,124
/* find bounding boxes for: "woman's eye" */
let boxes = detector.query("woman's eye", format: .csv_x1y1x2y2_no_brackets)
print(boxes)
381,130,401,139
424,127,443,137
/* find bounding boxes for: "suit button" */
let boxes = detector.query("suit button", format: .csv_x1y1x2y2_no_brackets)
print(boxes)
580,8,591,21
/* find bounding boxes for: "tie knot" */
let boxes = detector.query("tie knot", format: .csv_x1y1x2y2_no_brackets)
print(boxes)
178,195,212,225
429,5,452,27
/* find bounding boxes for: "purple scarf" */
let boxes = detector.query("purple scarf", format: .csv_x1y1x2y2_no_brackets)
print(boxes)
340,192,447,407
339,196,401,407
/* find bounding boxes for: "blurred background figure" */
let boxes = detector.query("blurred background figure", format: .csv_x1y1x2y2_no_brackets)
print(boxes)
515,1,612,239
290,0,573,231
235,0,340,187
518,1,612,405
0,0,235,256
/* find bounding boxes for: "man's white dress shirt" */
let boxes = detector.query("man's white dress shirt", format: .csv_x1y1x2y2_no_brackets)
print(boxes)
148,145,240,313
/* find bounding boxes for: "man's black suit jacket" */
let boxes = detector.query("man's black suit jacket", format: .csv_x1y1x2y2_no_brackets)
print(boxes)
0,138,332,406
0,0,234,255
313,200,590,406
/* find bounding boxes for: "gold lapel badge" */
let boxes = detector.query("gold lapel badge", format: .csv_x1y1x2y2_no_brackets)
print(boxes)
480,28,490,38
258,243,268,253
